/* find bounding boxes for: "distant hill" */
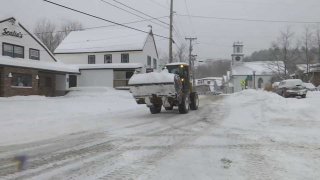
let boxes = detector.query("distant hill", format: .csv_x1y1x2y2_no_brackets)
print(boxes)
195,59,231,78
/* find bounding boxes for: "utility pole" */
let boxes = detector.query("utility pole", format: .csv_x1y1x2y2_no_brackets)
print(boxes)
168,0,174,63
185,37,197,86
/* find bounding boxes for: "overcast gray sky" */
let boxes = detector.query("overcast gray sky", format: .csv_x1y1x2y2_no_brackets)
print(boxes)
1,0,320,60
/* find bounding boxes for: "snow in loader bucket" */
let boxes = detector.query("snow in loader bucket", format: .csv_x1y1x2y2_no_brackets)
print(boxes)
128,69,182,99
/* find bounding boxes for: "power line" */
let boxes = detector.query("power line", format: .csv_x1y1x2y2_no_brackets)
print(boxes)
173,24,185,46
108,0,169,26
177,14,320,24
43,0,170,39
148,0,169,9
99,0,169,30
183,0,197,36
0,16,169,37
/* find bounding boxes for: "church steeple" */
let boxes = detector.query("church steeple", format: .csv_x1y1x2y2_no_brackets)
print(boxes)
231,42,244,65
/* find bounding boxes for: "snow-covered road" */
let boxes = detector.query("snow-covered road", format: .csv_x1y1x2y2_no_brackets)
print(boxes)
1,89,320,180
1,95,228,180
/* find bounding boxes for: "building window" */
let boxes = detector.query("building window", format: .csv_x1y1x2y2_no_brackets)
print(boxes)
104,54,112,63
121,53,129,63
88,55,95,64
207,81,211,85
29,48,40,60
11,73,32,87
147,56,152,68
237,47,241,53
153,58,157,69
258,78,264,89
45,77,52,87
2,43,24,58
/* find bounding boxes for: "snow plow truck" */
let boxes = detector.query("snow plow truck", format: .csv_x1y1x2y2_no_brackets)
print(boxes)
129,63,199,114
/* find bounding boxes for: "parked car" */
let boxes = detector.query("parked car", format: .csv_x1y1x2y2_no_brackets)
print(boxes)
303,83,317,91
276,79,307,98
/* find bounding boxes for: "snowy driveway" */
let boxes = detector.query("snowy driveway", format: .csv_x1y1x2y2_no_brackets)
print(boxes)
1,90,320,179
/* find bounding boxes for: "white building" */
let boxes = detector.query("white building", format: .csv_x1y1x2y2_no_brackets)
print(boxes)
54,26,159,88
0,17,78,97
228,42,283,93
201,77,223,92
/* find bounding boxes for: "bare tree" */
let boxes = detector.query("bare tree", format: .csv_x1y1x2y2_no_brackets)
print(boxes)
274,27,295,77
173,43,188,62
302,26,313,80
315,25,320,63
195,60,231,78
34,19,62,53
34,19,83,53
60,20,83,40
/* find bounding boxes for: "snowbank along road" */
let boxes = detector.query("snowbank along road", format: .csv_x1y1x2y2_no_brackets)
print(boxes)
1,89,320,179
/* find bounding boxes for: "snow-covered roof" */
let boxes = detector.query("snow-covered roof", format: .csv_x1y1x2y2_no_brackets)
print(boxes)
232,61,284,76
295,64,320,73
0,56,79,73
296,64,308,72
76,63,143,70
54,26,151,54
202,77,223,80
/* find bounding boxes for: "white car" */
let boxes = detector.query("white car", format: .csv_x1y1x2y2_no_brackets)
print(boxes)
276,79,308,98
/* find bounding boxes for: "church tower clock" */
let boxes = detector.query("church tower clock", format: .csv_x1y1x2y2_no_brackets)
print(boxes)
231,42,244,65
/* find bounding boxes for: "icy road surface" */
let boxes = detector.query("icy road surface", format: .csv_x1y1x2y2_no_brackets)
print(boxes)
1,90,320,179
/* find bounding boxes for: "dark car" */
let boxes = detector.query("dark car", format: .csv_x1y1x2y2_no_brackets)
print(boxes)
276,79,308,98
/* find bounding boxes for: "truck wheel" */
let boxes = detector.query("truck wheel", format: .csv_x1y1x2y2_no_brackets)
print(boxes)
301,94,306,98
150,105,161,114
178,96,189,114
282,91,287,98
190,92,199,110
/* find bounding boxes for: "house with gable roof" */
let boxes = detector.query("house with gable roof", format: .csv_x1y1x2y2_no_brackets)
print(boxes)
225,42,284,93
54,26,159,88
0,16,79,97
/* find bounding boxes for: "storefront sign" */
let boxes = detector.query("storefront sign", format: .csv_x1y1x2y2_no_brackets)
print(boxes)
2,28,23,38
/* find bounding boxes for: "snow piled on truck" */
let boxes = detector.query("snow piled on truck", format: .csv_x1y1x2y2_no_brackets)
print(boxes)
129,69,175,85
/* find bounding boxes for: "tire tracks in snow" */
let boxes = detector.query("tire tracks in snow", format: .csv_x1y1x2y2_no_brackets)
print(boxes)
0,95,226,179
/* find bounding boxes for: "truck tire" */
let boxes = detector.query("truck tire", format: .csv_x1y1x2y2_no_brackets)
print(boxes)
190,92,199,110
150,105,161,114
178,95,189,114
282,91,288,98
301,94,306,98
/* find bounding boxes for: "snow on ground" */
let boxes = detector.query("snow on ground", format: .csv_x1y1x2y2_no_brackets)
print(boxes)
0,87,142,146
1,89,320,179
212,90,320,179
137,90,320,180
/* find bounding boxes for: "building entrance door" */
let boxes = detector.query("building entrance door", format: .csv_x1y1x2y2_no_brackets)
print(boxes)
69,75,77,88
